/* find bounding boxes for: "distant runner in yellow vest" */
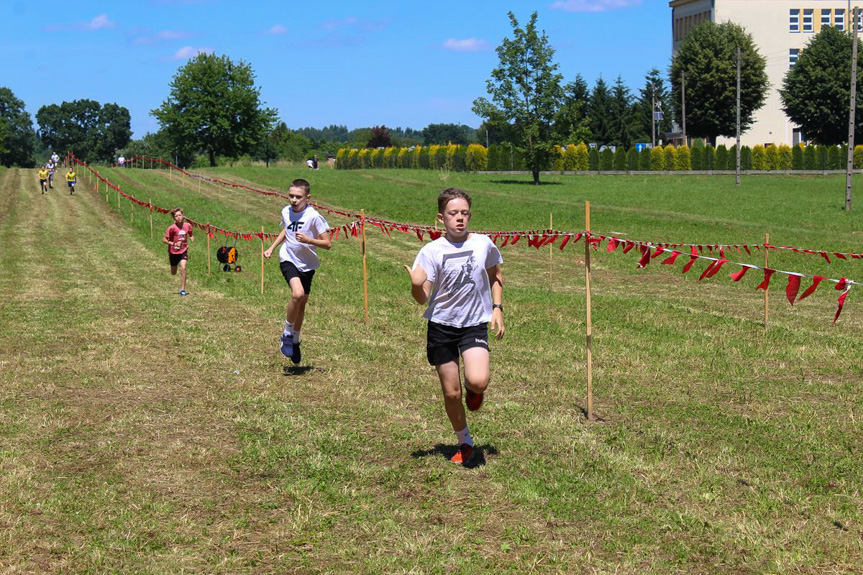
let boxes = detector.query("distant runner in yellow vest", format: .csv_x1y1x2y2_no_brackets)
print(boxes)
65,167,77,195
38,167,49,194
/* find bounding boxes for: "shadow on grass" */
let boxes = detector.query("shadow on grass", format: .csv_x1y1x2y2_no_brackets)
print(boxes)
411,443,500,469
282,365,316,376
487,180,563,186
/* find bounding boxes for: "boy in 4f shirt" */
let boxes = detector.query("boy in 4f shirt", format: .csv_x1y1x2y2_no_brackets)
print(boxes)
163,207,194,296
264,179,331,364
405,188,504,466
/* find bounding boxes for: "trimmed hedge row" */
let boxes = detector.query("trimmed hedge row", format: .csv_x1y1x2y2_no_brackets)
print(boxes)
336,143,863,172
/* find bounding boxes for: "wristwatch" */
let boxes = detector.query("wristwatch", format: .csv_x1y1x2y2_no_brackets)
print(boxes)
492,304,504,312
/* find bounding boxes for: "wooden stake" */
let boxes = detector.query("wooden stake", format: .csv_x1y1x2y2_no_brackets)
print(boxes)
117,189,120,209
260,227,265,294
764,233,769,329
207,223,211,276
585,201,594,421
361,209,370,327
149,199,153,239
549,212,554,291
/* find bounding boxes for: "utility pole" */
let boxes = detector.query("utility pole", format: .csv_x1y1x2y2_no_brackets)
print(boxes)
651,84,656,148
736,46,742,186
847,6,858,210
681,70,687,146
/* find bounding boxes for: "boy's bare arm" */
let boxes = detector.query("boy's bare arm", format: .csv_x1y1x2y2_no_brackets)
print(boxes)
295,232,332,250
264,228,286,259
403,264,432,304
487,264,504,339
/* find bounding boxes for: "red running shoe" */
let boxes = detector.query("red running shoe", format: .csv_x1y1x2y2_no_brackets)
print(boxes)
465,387,484,411
450,443,474,465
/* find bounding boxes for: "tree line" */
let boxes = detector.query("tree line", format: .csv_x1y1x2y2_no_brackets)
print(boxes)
1,13,860,172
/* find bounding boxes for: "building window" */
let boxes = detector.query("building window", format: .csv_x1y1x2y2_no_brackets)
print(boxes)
857,10,863,33
790,9,800,32
836,9,845,31
803,9,814,32
821,9,831,28
789,49,799,67
793,129,805,146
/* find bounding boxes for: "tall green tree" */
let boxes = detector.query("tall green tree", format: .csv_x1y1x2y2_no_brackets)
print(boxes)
636,68,671,144
780,25,863,145
0,87,37,167
421,123,475,145
152,53,277,167
473,11,563,184
36,99,131,163
588,77,614,145
670,21,768,144
367,125,393,148
555,74,592,144
609,76,640,149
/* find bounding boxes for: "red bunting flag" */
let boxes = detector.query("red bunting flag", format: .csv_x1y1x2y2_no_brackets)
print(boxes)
820,252,831,264
682,255,699,274
705,259,729,279
510,235,520,245
755,268,775,291
835,277,849,291
785,274,802,305
662,251,682,265
429,230,442,241
698,260,718,280
501,236,511,247
729,265,751,282
607,238,619,252
636,246,651,268
833,287,852,324
622,241,635,254
558,234,571,250
651,245,665,259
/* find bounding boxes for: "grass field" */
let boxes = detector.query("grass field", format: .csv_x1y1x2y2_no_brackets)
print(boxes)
1,164,862,573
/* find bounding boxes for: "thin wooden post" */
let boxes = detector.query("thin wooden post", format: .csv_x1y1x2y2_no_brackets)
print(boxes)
549,212,553,291
764,233,769,329
149,199,153,239
207,223,211,276
260,227,265,294
585,201,594,421
361,209,370,327
117,188,120,209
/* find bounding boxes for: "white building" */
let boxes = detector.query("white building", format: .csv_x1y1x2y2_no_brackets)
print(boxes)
670,0,861,146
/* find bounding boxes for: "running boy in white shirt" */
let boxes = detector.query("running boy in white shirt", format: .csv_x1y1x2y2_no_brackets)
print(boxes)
264,179,331,364
405,188,504,466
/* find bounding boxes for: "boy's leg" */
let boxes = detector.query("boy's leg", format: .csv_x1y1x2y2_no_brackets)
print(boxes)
285,277,307,326
170,265,178,276
435,360,467,432
179,259,187,291
461,347,490,395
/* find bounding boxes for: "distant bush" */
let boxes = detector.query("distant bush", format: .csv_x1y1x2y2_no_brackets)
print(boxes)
599,147,614,171
751,145,767,170
792,144,804,170
650,146,666,171
674,145,691,170
777,145,792,170
714,145,729,171
589,147,599,171
614,146,628,171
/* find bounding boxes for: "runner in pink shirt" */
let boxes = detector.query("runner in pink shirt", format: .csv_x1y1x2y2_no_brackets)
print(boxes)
163,207,194,296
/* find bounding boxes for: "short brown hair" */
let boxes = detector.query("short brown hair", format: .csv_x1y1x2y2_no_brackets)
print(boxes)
170,207,184,218
437,187,472,213
290,179,311,195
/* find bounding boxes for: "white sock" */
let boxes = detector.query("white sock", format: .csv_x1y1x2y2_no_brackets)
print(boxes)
283,321,294,337
456,426,473,447
293,330,301,343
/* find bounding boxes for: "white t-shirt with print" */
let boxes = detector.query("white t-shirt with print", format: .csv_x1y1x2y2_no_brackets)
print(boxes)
412,233,503,328
278,205,329,272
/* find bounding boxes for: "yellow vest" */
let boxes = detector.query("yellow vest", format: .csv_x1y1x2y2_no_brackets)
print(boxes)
38,169,48,179
65,171,76,182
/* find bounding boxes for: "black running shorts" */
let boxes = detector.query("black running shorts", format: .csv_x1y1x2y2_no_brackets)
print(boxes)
426,321,489,366
280,260,315,295
168,251,188,267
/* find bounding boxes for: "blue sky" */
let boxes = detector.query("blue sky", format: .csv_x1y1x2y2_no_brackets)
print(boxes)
3,0,671,138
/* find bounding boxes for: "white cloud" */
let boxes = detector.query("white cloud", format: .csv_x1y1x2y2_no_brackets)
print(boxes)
550,0,642,12
442,38,490,52
262,24,289,35
85,14,115,30
169,46,214,60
